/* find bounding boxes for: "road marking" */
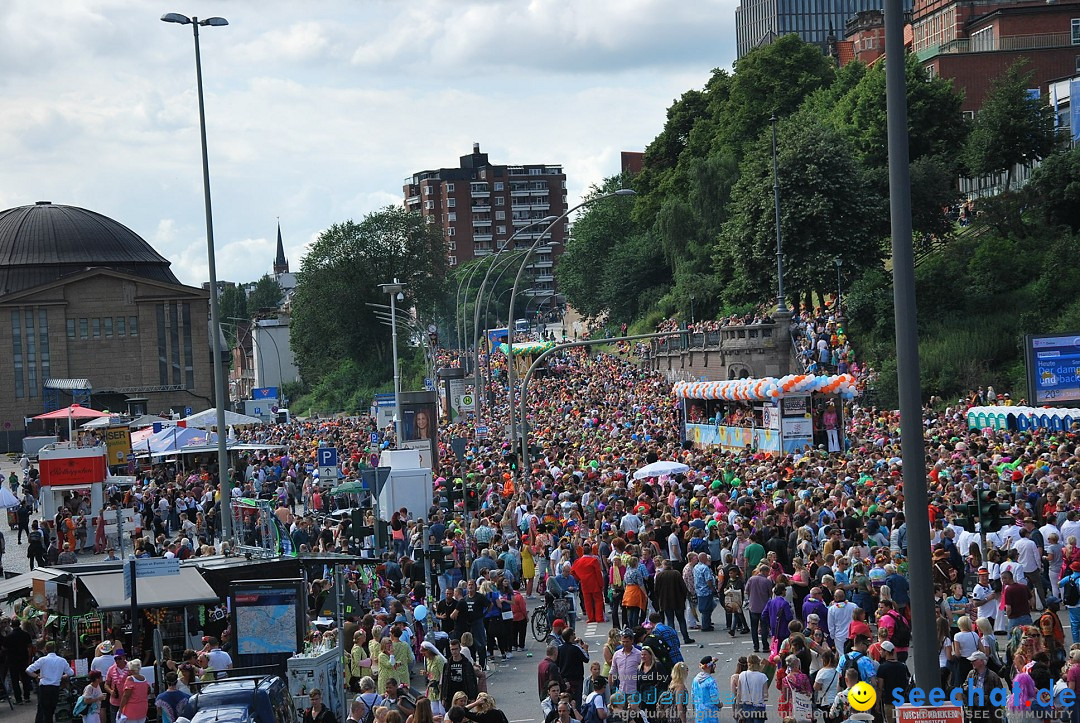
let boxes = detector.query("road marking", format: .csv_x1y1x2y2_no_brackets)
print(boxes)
511,719,536,722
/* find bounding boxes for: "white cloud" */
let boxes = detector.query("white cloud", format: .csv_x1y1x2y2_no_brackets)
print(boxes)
0,0,738,287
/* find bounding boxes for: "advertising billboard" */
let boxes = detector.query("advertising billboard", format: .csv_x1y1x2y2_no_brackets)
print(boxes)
229,578,305,673
104,426,132,466
1026,333,1080,405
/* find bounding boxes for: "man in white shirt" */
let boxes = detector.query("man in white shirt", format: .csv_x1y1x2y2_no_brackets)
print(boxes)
668,530,683,563
1013,528,1044,605
205,637,233,678
1061,513,1080,546
27,640,70,721
620,512,642,536
827,590,855,652
971,567,1000,621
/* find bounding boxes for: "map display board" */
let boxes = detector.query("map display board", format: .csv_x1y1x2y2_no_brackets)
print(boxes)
229,579,305,674
1026,333,1080,405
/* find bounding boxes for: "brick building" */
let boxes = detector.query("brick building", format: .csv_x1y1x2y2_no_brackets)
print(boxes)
403,144,567,301
0,202,218,444
735,0,912,58
913,0,1080,112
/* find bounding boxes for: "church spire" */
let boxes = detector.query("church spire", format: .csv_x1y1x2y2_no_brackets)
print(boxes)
273,220,288,275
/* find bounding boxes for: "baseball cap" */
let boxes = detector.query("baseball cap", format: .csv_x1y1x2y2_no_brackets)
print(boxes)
968,651,988,662
880,641,895,652
553,619,566,628
700,655,716,666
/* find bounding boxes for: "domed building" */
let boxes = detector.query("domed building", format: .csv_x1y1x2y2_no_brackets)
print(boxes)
0,201,218,447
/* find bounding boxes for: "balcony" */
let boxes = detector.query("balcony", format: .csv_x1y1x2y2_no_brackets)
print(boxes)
532,259,554,268
406,195,420,205
473,233,493,242
471,203,491,213
916,31,1072,60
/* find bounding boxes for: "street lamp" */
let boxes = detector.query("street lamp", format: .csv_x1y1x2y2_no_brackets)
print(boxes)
161,11,232,537
379,279,405,442
770,114,787,313
834,257,844,318
505,189,635,461
690,295,696,325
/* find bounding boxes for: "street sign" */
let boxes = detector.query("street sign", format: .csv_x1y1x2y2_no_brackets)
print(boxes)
370,432,379,444
137,557,180,578
461,393,474,411
253,407,262,415
252,387,279,400
424,378,435,391
451,437,468,460
126,453,135,461
318,447,340,480
476,425,488,439
125,557,180,600
184,406,192,416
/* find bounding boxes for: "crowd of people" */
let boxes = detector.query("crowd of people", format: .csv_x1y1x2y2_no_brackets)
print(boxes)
13,325,1080,723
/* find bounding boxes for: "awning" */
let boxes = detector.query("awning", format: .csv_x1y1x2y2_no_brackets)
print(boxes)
78,566,221,611
0,569,65,603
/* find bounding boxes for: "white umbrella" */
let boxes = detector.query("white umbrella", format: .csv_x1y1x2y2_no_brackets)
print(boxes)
632,460,690,480
80,417,118,429
0,487,20,509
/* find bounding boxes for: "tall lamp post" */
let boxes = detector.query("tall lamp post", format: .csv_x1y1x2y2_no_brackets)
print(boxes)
834,258,844,318
161,12,232,538
770,114,787,313
379,279,405,442
505,189,635,462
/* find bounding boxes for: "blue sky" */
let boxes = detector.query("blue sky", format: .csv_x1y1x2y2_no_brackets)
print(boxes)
0,0,734,286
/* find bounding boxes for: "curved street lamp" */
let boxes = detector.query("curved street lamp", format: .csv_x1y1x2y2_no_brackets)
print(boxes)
505,189,635,461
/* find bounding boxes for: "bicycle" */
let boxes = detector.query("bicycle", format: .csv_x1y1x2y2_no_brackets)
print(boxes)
531,597,573,642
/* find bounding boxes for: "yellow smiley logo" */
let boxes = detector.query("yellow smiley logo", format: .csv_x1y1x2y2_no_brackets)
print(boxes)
848,681,877,711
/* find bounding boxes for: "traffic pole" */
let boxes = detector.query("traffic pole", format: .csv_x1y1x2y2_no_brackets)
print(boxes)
884,0,936,691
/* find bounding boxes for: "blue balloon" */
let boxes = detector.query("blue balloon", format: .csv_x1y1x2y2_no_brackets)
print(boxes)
414,604,428,621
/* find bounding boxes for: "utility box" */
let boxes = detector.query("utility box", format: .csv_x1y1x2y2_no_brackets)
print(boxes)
287,646,344,722
377,450,433,521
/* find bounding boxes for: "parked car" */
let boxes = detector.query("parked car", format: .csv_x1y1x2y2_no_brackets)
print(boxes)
181,675,296,723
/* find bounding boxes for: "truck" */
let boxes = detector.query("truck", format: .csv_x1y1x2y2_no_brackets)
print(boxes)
21,435,57,459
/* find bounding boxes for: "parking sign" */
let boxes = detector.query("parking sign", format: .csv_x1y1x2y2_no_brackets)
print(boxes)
317,447,339,480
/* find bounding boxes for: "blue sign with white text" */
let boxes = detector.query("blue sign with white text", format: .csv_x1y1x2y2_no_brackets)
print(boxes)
252,387,279,400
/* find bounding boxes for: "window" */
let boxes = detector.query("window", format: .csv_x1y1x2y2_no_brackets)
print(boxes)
25,310,35,396
448,212,457,222
529,168,542,175
67,319,75,339
1076,54,1080,73
129,316,138,337
970,26,994,52
495,197,505,206
38,309,48,386
182,302,194,389
448,256,458,266
496,225,507,234
495,211,505,220
117,317,126,337
963,110,975,121
157,305,168,385
446,182,455,192
104,317,113,338
447,198,456,208
79,318,88,339
11,311,22,399
494,182,504,191
448,240,456,251
1073,18,1080,44
92,318,100,338
170,302,181,385
447,227,456,236
424,200,434,210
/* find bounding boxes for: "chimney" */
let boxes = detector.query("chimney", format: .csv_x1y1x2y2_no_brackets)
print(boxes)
473,142,480,154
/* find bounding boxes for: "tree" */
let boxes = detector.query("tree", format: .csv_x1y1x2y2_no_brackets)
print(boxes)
1026,145,1080,232
964,60,1058,187
290,206,447,385
717,113,883,307
248,274,283,313
218,284,248,345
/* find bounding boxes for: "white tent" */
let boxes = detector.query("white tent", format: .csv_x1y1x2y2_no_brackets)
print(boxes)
80,416,120,429
632,460,690,480
128,414,171,429
181,408,263,428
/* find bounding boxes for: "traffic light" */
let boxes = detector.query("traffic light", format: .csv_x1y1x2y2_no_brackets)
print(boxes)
981,501,1012,534
439,545,456,573
506,453,518,471
951,503,976,533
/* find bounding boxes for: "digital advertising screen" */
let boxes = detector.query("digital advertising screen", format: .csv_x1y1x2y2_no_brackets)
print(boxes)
1026,333,1080,405
229,579,305,673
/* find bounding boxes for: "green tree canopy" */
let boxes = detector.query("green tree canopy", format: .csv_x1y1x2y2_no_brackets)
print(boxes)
964,60,1058,184
290,206,447,384
247,275,283,313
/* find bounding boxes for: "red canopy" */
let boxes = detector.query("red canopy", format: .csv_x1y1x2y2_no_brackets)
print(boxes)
33,404,109,420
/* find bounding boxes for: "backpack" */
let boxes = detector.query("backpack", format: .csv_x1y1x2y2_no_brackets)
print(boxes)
885,610,911,648
1064,575,1080,607
356,693,382,723
582,694,603,723
840,652,870,682
71,695,89,717
643,632,673,668
28,529,42,547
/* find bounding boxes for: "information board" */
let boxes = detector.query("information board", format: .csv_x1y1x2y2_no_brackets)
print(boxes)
1026,332,1080,405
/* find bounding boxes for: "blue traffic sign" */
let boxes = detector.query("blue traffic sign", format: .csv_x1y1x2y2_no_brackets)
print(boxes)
424,377,435,391
317,447,338,468
252,387,279,400
370,432,379,444
184,406,192,416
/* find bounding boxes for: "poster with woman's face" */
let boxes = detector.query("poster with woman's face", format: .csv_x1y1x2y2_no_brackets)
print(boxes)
402,404,434,441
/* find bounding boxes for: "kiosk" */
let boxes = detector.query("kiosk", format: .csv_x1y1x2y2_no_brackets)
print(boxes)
674,374,857,455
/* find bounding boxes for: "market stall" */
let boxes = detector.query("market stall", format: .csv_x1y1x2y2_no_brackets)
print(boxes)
674,373,857,455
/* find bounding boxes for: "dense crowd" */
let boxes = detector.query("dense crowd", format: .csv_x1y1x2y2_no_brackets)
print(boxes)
14,334,1080,723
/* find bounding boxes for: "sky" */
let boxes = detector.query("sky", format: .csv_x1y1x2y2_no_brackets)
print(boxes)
0,0,735,287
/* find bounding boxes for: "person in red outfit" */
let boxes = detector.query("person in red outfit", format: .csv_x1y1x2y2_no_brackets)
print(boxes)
571,546,606,623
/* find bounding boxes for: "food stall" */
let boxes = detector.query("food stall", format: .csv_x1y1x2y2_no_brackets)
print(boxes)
36,443,107,521
674,373,857,455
